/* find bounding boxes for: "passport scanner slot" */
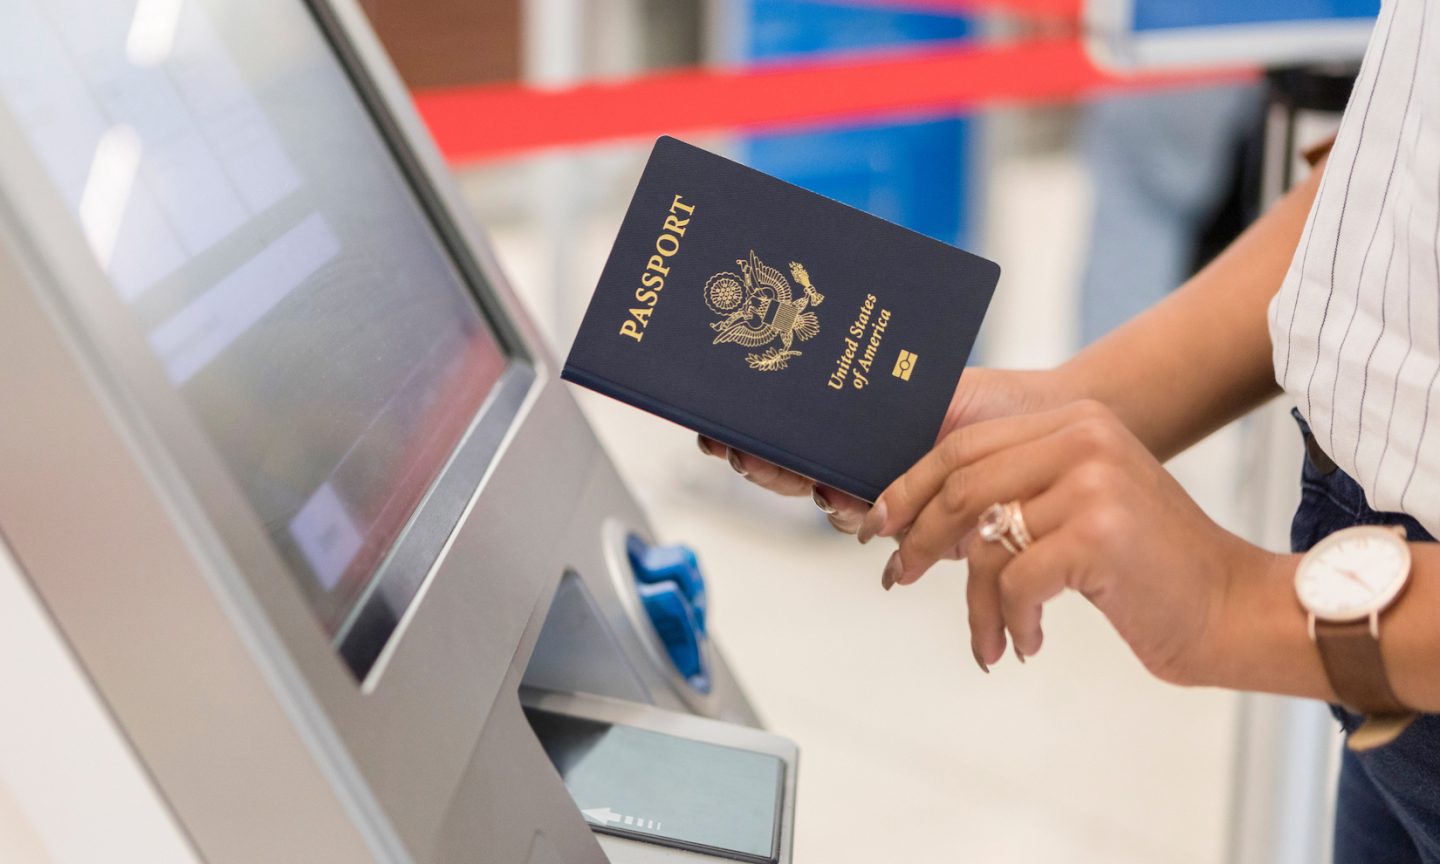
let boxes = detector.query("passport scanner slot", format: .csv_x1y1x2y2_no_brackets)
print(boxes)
520,689,798,864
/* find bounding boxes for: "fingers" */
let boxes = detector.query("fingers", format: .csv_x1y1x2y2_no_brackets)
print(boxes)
965,533,1009,668
699,435,813,497
815,486,868,534
861,400,1108,542
889,427,1077,585
698,435,869,532
698,435,725,458
993,526,1077,659
731,449,815,496
962,483,1079,664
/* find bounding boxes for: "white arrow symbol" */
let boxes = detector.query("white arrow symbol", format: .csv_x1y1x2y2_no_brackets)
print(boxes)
581,807,660,832
582,807,622,826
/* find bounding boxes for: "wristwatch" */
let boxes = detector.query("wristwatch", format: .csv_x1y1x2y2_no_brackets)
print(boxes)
1294,524,1417,750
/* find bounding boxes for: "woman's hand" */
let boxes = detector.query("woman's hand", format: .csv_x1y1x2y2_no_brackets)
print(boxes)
698,367,1077,534
858,399,1280,684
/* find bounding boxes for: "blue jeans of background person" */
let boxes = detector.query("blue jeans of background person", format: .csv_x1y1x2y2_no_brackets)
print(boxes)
1290,410,1440,863
1077,85,1262,345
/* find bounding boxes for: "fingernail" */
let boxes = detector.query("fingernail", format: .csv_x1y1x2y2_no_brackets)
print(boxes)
972,646,990,675
880,551,902,591
812,486,838,515
727,448,748,477
697,435,714,457
1015,648,1026,665
858,499,887,545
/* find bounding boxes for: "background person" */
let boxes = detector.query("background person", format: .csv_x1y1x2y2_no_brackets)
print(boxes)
1077,85,1264,345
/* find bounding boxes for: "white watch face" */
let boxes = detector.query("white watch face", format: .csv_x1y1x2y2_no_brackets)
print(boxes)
1295,526,1411,622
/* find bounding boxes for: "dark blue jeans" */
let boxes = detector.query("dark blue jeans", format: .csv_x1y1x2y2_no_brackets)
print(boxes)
1290,410,1440,863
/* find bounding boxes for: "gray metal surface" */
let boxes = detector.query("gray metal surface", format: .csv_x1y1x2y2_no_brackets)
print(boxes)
0,0,767,861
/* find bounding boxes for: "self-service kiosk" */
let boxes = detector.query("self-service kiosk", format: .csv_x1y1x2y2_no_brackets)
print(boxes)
0,0,796,861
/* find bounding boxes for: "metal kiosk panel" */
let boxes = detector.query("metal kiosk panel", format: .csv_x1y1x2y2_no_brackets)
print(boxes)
0,0,783,861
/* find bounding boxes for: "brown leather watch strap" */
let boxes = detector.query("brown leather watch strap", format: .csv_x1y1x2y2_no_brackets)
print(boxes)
1314,619,1409,715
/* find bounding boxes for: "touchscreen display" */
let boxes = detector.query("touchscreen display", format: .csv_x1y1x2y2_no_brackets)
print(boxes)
526,708,785,863
0,0,508,634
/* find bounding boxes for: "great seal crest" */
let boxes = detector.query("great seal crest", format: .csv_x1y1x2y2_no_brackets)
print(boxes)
705,250,824,372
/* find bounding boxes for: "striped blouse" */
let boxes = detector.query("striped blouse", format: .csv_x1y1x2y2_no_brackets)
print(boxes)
1269,0,1440,535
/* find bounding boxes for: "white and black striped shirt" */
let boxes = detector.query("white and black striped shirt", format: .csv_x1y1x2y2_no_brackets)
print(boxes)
1269,0,1440,534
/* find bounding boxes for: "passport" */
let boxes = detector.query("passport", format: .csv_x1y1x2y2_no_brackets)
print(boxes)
562,137,1000,502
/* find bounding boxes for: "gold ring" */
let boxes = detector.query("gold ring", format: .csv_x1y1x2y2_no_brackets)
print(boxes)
979,502,1018,555
979,501,1032,555
1007,500,1034,551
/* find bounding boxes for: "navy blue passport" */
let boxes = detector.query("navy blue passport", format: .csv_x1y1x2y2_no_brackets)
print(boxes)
562,137,1000,502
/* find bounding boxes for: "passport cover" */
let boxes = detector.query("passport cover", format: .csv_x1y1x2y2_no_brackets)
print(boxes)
562,137,1000,502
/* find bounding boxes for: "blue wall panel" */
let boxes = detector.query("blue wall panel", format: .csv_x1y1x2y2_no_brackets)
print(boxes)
742,0,974,247
1132,0,1379,32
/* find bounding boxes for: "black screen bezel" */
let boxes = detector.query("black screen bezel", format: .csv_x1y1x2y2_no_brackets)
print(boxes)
296,0,536,679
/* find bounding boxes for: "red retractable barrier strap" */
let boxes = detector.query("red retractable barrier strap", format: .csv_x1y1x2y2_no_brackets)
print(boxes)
415,39,1256,164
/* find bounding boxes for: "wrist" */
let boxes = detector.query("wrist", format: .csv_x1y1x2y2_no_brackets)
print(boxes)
1204,550,1337,701
1049,360,1091,406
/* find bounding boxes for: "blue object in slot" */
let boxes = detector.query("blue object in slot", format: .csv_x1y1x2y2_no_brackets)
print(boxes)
627,534,711,693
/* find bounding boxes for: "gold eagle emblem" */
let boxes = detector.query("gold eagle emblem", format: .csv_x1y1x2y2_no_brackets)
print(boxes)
704,250,824,372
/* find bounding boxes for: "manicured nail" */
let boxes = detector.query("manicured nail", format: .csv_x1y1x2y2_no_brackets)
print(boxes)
881,551,902,591
812,486,838,515
1015,648,1026,665
697,435,714,457
727,448,748,476
972,646,990,674
858,499,887,545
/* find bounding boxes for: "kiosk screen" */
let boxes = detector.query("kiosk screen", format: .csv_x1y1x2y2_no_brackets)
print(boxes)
0,0,509,640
